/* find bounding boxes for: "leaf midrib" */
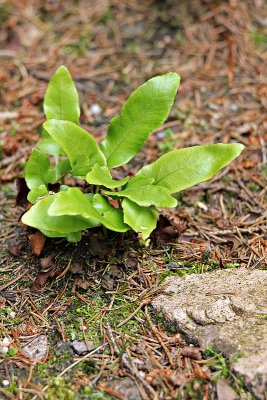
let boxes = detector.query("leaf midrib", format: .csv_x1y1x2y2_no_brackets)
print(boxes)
105,101,157,162
147,159,207,187
104,82,175,164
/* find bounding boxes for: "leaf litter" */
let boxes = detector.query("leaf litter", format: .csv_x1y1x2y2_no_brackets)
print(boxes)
0,0,266,399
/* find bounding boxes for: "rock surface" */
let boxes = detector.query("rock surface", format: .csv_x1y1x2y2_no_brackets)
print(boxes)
216,379,238,400
152,269,267,399
106,378,142,400
22,335,48,361
70,340,95,355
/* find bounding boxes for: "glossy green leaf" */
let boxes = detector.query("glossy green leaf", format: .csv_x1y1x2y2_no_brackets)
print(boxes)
48,187,100,221
122,198,159,240
92,194,130,232
37,128,64,158
22,195,99,235
44,65,80,124
136,144,244,193
100,72,180,168
55,158,71,179
66,231,82,242
25,149,56,189
27,186,48,204
126,176,155,187
48,188,129,233
25,149,56,203
86,164,129,188
103,183,177,208
22,67,246,245
43,120,106,176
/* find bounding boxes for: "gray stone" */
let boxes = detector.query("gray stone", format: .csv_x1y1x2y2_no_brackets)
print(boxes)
152,269,267,399
216,379,238,400
107,378,142,400
22,335,48,361
70,340,95,355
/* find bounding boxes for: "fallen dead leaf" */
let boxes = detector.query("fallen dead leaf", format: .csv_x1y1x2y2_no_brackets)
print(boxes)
242,160,256,169
29,232,46,256
40,255,54,269
8,241,24,256
30,268,57,292
74,277,91,290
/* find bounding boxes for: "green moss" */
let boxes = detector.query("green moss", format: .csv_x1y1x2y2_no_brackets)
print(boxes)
261,165,267,176
0,139,3,160
223,189,238,200
78,360,97,374
226,201,234,211
204,348,255,399
158,260,240,284
109,298,144,333
249,28,267,50
34,362,51,379
64,289,145,346
99,6,114,24
0,2,10,27
80,386,112,399
0,375,18,397
34,353,73,380
8,122,19,137
159,268,185,284
248,182,260,192
151,308,178,334
64,294,106,344
0,306,21,326
178,380,208,399
46,377,76,400
64,32,91,56
222,175,232,185
142,260,158,272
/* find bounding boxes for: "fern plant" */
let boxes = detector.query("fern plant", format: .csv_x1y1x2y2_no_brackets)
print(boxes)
22,66,244,243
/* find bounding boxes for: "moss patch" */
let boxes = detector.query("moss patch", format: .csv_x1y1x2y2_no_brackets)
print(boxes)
64,289,145,346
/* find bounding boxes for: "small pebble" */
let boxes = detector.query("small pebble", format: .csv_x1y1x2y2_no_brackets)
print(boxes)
1,347,9,355
156,131,166,139
2,380,9,387
229,103,239,111
70,340,95,355
2,337,10,346
89,103,102,118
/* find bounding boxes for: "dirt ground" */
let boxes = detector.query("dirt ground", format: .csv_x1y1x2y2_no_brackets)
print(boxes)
0,0,266,399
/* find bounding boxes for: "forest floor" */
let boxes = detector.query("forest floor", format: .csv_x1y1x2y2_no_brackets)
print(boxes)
0,1,266,399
